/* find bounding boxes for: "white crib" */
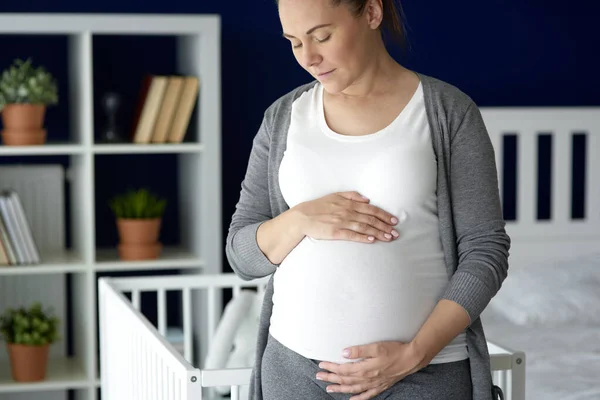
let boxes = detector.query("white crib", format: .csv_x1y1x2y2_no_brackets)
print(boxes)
99,273,270,400
98,272,525,400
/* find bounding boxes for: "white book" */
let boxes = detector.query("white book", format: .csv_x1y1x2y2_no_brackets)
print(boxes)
9,191,40,264
0,195,27,264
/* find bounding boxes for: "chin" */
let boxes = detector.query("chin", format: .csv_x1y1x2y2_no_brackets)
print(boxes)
319,80,347,95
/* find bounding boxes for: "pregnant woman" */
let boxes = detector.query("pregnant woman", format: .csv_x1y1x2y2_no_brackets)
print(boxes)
225,0,510,399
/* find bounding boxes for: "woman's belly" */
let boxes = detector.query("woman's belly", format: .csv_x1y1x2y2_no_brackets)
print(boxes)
269,227,450,364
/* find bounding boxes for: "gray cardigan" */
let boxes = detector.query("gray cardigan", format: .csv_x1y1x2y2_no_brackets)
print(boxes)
225,72,510,400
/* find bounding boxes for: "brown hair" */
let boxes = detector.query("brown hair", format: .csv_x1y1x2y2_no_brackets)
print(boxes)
277,0,409,51
331,0,408,50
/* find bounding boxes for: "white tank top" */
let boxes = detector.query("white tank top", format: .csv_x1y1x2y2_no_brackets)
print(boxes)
270,81,468,365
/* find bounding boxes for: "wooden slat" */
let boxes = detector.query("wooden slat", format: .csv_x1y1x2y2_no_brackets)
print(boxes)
208,286,216,345
587,132,600,221
552,131,571,224
183,288,193,363
157,289,167,336
517,131,536,224
132,290,140,310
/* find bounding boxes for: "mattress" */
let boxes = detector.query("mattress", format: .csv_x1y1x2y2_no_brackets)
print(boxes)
481,308,600,400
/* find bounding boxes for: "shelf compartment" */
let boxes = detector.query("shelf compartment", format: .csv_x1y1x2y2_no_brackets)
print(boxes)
91,34,201,146
0,33,91,146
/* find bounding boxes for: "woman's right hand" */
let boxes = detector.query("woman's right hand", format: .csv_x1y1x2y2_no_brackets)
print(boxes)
292,191,401,243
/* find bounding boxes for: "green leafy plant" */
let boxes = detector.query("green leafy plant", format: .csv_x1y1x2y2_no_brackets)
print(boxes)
109,188,167,219
0,58,59,111
0,302,60,346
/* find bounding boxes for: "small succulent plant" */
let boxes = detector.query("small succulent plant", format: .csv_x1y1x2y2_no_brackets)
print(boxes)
0,302,60,346
109,188,167,219
0,58,59,111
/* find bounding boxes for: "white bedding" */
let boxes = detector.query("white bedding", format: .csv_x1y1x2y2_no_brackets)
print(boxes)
481,308,600,400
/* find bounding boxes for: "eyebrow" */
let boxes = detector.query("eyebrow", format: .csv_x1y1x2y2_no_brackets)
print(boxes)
282,24,332,39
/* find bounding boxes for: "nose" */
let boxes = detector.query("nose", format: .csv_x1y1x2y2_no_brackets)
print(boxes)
300,44,322,70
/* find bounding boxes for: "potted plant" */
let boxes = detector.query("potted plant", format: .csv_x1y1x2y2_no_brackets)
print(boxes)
0,302,60,382
109,188,167,260
0,58,59,145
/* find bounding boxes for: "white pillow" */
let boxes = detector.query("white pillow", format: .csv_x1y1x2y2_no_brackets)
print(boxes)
488,253,600,326
204,289,264,395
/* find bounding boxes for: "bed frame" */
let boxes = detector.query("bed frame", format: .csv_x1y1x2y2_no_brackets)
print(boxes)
481,107,600,267
98,106,600,399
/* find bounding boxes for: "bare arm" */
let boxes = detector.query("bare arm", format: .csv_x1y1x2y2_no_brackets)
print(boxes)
257,192,401,265
409,300,470,368
256,208,305,265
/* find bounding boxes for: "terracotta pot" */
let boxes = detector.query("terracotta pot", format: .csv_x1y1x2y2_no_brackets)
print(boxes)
1,104,46,130
116,218,162,244
118,242,162,260
1,129,47,145
6,343,50,382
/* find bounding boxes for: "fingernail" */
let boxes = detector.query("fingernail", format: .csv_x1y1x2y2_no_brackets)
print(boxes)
384,233,392,239
368,236,374,241
391,217,398,224
342,349,350,357
316,374,322,380
391,230,399,238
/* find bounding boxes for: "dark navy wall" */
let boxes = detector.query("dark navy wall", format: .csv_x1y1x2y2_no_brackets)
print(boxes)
1,1,598,271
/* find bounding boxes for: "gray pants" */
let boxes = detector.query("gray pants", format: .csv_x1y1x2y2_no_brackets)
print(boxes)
262,333,472,400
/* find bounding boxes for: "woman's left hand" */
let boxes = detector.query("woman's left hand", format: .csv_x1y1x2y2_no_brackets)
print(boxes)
316,341,426,400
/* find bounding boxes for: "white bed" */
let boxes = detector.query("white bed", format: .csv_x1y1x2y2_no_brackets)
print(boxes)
97,106,600,399
480,107,600,399
483,309,600,400
480,251,600,400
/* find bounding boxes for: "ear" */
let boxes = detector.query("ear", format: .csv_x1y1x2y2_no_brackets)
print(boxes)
365,0,384,30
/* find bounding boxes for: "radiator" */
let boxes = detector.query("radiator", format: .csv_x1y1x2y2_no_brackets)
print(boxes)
0,165,67,400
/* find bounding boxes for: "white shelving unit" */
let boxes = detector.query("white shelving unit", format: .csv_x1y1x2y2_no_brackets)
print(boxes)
0,14,221,400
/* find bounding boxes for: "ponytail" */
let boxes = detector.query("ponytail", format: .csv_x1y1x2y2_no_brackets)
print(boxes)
276,0,408,52
329,0,408,51
381,0,408,50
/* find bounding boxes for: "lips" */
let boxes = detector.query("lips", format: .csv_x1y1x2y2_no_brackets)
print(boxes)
317,69,335,77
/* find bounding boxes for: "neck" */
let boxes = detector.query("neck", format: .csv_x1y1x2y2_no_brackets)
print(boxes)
338,44,405,100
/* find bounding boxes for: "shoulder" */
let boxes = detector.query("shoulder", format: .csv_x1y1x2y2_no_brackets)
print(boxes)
417,72,475,105
263,80,319,124
417,72,476,114
416,71,482,134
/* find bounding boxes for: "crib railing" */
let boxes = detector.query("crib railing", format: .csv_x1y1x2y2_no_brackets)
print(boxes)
98,273,269,400
99,273,525,400
488,341,526,400
99,278,202,399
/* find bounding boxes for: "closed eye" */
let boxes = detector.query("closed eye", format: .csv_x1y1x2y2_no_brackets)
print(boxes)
291,34,332,49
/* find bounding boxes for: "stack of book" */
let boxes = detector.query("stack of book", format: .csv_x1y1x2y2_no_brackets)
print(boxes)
0,190,40,266
130,74,200,144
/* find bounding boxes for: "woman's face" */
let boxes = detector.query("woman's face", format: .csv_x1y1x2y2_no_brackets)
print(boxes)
279,0,381,94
